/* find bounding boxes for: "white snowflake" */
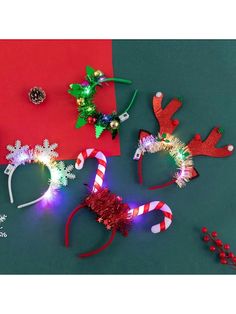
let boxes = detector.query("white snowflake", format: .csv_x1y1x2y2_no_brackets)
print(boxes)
6,140,32,165
0,214,7,224
56,161,75,186
0,214,7,237
35,139,59,159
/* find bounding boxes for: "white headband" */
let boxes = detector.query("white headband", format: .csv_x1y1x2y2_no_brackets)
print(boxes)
4,139,75,208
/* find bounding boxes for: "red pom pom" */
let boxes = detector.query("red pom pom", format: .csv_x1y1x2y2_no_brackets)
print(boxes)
211,231,218,237
172,119,179,126
201,227,208,233
228,252,234,258
195,134,201,141
224,244,230,250
210,246,216,252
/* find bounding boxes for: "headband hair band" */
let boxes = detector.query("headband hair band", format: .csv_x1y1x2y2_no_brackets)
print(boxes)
4,139,75,208
134,92,234,189
65,148,173,258
68,65,138,139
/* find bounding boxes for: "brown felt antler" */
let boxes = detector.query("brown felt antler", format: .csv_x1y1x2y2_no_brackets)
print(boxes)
153,92,182,135
187,127,234,157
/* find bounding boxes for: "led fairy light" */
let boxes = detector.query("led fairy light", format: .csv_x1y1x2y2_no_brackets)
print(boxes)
65,148,173,258
4,139,75,208
134,92,234,189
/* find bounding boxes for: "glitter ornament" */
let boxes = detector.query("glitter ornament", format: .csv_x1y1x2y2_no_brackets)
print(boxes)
4,139,75,208
134,92,234,189
68,66,138,139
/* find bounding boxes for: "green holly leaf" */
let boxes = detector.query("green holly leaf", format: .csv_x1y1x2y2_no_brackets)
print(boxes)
76,116,87,129
86,66,95,77
69,84,82,90
68,89,83,98
95,124,105,138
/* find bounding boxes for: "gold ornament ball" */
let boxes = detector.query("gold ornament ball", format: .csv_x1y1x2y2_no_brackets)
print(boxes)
110,120,119,129
77,98,85,106
94,70,103,77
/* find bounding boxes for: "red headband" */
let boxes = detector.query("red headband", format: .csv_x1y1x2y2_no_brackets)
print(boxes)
134,92,234,189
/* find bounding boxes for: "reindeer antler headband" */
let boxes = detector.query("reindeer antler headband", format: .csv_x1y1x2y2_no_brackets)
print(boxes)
4,139,75,208
65,148,173,258
134,92,234,189
68,65,138,139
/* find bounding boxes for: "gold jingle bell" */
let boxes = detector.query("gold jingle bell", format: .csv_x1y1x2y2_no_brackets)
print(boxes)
77,98,85,106
110,120,119,129
94,70,103,77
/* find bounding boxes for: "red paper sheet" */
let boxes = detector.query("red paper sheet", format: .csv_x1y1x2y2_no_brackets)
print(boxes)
0,40,120,164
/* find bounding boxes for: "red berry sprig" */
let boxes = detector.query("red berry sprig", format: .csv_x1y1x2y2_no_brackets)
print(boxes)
201,227,236,268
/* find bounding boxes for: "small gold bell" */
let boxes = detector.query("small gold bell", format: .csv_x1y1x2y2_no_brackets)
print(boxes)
110,120,119,129
77,98,84,106
94,70,103,77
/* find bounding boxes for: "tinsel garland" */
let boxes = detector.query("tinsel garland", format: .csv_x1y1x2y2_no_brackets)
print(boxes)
84,187,131,236
138,133,194,187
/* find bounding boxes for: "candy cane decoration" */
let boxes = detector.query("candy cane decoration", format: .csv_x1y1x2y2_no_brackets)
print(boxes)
75,148,107,192
128,201,173,233
65,148,173,258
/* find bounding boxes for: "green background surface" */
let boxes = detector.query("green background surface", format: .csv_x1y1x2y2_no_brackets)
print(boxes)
0,40,236,274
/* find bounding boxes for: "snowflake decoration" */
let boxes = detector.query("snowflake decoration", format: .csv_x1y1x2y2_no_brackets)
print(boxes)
0,214,7,224
6,140,31,165
56,161,75,186
35,139,58,159
0,214,7,238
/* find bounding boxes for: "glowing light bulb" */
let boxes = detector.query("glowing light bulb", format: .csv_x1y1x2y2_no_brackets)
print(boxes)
51,168,61,184
43,189,54,201
17,152,29,163
37,154,51,165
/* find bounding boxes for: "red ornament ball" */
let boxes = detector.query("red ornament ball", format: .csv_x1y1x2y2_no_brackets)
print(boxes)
219,252,226,258
211,231,218,237
203,235,210,242
228,252,234,258
209,246,216,252
87,117,94,124
224,244,230,250
201,227,208,233
220,259,228,265
92,117,97,123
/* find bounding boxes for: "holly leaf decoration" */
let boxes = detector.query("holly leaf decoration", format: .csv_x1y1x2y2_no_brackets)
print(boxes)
95,124,105,138
68,89,83,98
76,116,87,129
69,84,82,90
86,66,95,77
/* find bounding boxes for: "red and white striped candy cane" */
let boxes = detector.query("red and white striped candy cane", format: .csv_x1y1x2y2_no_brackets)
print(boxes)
128,201,173,233
75,148,107,193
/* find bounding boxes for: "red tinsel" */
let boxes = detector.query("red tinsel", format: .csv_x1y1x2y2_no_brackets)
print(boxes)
84,188,131,236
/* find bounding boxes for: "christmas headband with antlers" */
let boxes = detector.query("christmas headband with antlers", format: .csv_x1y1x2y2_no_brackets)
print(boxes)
4,139,75,208
134,92,234,189
65,148,173,258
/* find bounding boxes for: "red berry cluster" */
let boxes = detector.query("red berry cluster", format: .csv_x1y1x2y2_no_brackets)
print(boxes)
87,116,97,124
201,227,236,267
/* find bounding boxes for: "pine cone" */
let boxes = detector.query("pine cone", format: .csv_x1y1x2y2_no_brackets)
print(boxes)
28,87,46,104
